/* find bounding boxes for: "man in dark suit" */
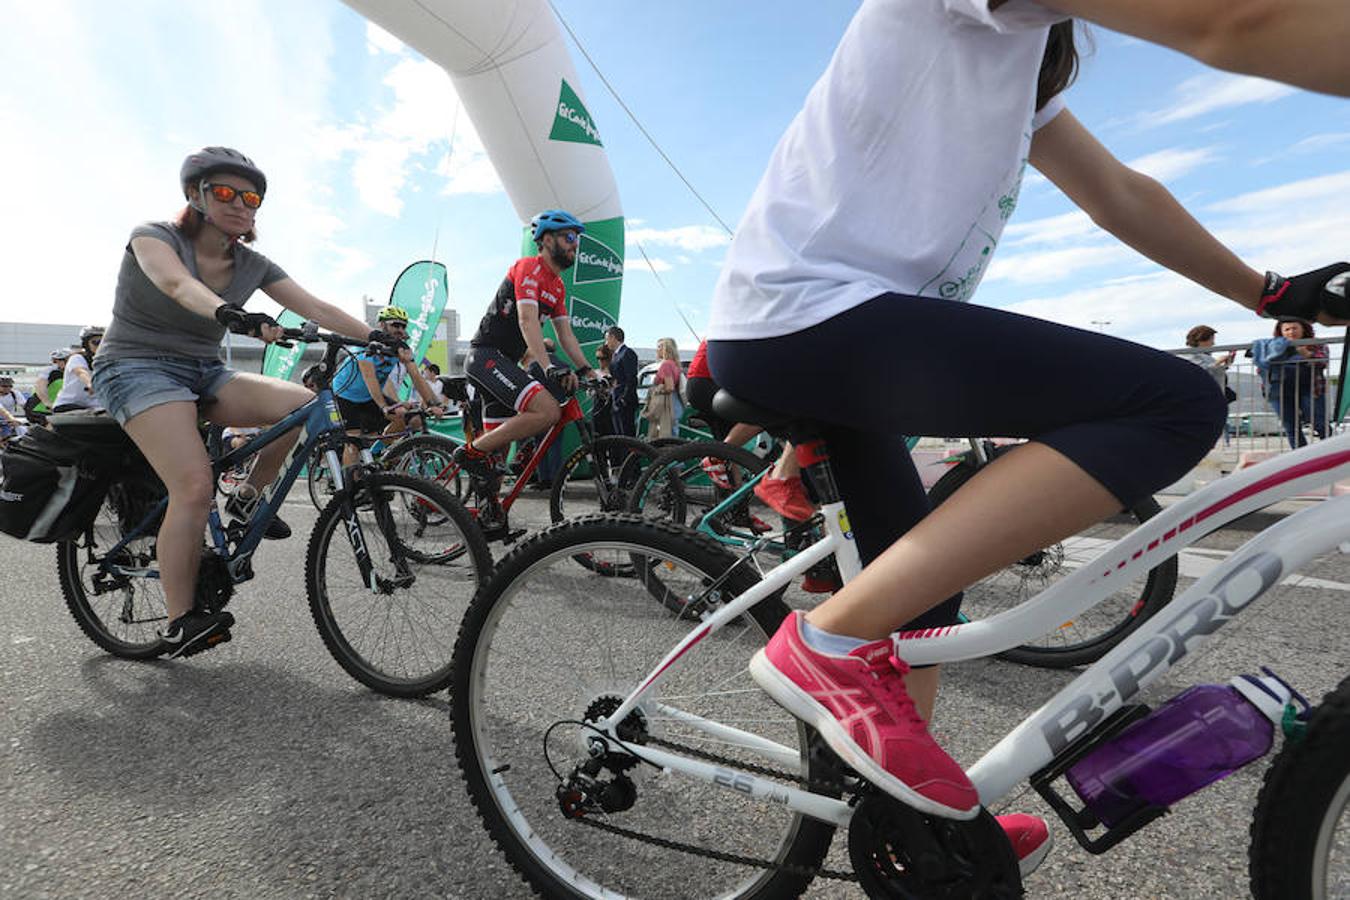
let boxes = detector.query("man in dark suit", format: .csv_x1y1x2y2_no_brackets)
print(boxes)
605,325,639,437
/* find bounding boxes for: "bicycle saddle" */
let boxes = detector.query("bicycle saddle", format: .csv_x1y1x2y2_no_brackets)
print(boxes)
711,389,799,432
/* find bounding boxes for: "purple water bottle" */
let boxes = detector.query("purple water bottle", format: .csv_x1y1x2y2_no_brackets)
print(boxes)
1066,674,1292,828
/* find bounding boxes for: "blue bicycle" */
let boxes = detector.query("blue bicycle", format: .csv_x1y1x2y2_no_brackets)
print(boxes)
55,325,492,697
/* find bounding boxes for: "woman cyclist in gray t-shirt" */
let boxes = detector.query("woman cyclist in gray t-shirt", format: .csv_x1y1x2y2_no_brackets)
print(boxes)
91,146,379,658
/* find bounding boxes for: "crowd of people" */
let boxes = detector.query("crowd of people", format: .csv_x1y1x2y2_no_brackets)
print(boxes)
5,0,1350,878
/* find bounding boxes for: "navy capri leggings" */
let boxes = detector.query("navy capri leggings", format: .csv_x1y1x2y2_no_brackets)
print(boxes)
708,293,1227,630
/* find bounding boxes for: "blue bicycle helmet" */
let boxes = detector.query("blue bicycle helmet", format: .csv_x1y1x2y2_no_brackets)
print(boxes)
530,209,585,242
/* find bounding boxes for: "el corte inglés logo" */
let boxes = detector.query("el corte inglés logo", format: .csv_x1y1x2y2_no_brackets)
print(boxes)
549,79,603,146
573,233,623,285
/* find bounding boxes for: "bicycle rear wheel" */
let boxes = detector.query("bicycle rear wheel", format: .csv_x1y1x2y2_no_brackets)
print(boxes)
1250,674,1350,899
305,472,491,697
926,443,1177,669
452,516,837,899
58,476,168,659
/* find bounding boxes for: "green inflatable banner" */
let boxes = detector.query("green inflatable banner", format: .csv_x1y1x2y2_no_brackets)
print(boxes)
391,260,450,400
261,309,310,381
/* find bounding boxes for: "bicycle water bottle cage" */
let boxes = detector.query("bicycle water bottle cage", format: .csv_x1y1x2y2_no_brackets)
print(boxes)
1031,704,1168,854
848,789,1023,898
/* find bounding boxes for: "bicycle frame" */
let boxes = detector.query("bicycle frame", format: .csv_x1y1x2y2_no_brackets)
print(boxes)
456,394,590,518
96,386,370,585
599,430,1350,828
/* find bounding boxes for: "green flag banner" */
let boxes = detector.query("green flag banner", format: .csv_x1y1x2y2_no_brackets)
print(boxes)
390,260,450,400
261,309,310,381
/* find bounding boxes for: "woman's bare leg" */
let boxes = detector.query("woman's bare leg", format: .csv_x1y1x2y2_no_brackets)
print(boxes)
205,373,313,494
806,441,1120,640
122,402,214,622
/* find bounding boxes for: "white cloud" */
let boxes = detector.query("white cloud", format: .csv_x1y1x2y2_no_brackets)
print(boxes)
627,225,730,252
1126,146,1219,183
365,21,404,55
1147,73,1296,127
985,243,1134,285
626,256,673,274
1003,210,1097,247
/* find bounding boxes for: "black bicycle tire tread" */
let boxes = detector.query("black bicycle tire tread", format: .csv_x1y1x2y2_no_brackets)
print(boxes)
926,447,1178,668
304,471,492,698
547,435,657,576
450,513,835,899
58,480,168,660
1249,674,1350,898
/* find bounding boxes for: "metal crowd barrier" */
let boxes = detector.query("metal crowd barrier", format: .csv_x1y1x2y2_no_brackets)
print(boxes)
1171,334,1346,467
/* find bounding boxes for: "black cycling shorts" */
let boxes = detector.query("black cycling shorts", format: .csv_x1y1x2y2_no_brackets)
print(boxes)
337,397,387,435
465,346,549,425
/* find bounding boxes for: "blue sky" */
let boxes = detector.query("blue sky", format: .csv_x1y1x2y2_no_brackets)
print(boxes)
3,1,1349,355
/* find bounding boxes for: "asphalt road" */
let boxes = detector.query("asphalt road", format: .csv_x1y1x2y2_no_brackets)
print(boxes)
2,494,1347,899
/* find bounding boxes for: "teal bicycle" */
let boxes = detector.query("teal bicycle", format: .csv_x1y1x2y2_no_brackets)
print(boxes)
627,435,1177,668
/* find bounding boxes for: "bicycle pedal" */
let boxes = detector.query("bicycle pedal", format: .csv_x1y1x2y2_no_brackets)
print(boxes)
176,629,232,659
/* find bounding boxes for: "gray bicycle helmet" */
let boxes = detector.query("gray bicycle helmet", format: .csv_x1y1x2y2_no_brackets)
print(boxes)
51,348,72,361
79,325,105,343
180,146,267,198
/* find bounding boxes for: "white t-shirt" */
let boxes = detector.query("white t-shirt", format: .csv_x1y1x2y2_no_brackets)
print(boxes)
53,353,103,410
708,0,1067,340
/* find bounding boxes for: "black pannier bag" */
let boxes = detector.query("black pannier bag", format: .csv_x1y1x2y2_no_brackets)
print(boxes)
0,415,137,543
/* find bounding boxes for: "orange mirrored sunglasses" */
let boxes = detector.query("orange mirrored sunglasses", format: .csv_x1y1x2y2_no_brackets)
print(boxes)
204,182,263,209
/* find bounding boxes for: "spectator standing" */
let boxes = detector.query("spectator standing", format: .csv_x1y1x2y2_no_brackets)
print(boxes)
592,344,616,442
1253,318,1329,448
605,325,638,438
0,376,28,443
422,361,447,404
644,337,681,440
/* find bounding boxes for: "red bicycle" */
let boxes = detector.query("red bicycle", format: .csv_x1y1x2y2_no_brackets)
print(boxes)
382,380,657,571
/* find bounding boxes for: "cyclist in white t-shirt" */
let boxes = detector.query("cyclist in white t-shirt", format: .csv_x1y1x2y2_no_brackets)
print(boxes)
51,326,105,413
706,0,1350,872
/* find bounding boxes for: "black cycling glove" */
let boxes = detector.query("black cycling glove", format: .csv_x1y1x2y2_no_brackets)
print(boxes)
1257,263,1350,320
545,364,573,383
367,330,410,353
214,305,277,337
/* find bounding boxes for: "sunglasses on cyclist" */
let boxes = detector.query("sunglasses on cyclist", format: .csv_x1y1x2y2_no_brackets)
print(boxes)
203,182,263,210
384,321,408,331
553,230,579,245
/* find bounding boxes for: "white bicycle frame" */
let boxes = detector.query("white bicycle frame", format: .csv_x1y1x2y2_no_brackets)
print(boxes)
601,432,1350,828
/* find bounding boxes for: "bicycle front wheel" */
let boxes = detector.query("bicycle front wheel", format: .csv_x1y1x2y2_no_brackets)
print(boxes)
381,432,465,503
306,472,492,697
927,444,1178,668
452,515,836,899
1250,674,1350,899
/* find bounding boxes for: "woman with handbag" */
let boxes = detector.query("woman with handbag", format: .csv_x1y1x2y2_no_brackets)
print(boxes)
643,337,682,440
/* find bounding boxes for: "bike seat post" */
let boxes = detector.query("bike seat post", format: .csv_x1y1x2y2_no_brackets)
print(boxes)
789,431,842,507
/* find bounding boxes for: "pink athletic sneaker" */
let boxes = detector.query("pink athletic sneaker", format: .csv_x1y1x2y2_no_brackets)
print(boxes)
749,612,980,819
997,813,1052,877
754,475,816,521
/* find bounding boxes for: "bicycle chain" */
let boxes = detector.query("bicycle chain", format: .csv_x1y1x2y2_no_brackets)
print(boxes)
570,732,860,882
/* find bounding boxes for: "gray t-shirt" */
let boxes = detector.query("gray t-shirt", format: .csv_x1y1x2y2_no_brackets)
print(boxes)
97,222,288,363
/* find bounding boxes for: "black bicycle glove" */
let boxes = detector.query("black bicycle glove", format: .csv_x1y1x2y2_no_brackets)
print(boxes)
214,305,277,337
1257,263,1350,320
545,364,572,383
367,330,410,353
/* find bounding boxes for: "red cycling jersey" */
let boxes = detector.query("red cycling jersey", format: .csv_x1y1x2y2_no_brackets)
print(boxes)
470,255,568,362
688,339,711,380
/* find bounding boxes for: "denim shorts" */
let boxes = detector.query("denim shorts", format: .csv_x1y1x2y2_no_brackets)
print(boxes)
92,357,238,426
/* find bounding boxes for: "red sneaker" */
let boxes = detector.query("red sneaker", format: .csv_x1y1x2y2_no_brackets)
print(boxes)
997,813,1052,877
700,456,733,489
754,475,816,521
800,572,840,594
749,612,979,819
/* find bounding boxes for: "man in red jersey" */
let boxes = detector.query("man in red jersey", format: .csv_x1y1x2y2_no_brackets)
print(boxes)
454,209,594,479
